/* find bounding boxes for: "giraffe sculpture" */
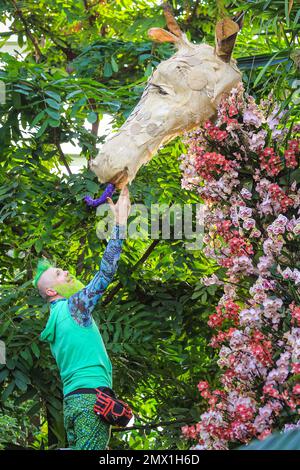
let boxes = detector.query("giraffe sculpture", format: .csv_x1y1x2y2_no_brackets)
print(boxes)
85,4,243,206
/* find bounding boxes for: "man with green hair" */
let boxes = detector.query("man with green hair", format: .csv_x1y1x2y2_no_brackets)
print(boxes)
33,186,131,450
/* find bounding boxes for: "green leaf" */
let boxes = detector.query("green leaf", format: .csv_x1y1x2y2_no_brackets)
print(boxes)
86,180,99,193
45,90,61,102
123,344,136,355
31,343,40,359
0,319,11,335
6,358,16,370
15,388,37,405
70,97,87,117
12,92,22,109
13,370,30,384
191,291,202,300
45,98,60,110
1,380,15,401
34,239,43,254
290,168,300,183
111,56,119,73
103,62,113,77
66,89,82,99
30,110,46,128
145,63,152,77
20,350,33,368
17,32,24,48
48,119,60,127
0,368,9,383
28,402,41,416
35,119,49,138
285,0,290,27
253,51,281,87
15,377,28,391
87,111,98,124
139,53,152,62
45,108,60,120
237,53,289,71
293,8,300,27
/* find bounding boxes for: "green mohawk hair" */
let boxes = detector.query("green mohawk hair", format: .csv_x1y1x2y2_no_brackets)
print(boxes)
32,258,54,288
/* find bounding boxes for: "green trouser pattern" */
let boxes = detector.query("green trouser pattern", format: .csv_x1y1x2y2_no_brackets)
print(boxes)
63,393,111,450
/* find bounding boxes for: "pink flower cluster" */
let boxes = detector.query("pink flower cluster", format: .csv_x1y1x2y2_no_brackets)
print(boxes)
289,302,300,326
195,150,237,182
259,147,282,176
180,83,300,449
208,300,240,329
285,140,300,168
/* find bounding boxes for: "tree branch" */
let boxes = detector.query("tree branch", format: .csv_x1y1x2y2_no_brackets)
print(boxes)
88,98,100,137
83,0,97,27
11,0,42,62
56,142,72,177
53,130,73,177
186,0,200,25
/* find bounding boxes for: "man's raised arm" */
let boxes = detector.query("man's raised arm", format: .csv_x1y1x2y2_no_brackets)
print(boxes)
68,187,131,326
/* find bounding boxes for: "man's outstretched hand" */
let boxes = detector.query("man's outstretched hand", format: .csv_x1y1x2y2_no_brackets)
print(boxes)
106,186,131,226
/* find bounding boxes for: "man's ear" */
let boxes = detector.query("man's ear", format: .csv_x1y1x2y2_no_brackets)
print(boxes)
45,287,58,298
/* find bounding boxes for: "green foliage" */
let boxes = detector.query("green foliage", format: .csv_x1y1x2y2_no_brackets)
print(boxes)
0,0,299,451
0,398,46,449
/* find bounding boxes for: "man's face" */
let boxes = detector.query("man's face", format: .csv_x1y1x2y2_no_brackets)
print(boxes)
53,267,70,284
37,267,85,300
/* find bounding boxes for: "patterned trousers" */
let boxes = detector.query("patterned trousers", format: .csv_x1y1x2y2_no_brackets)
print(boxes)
63,393,111,450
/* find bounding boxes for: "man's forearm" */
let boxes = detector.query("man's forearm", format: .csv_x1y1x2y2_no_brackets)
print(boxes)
99,224,125,285
67,224,126,326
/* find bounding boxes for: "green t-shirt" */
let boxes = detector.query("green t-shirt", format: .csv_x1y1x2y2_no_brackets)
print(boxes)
40,299,112,396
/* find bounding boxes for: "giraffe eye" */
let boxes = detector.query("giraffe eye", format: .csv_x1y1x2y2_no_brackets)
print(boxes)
150,83,169,95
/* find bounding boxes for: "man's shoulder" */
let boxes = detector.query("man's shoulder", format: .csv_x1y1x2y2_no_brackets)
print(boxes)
50,298,67,308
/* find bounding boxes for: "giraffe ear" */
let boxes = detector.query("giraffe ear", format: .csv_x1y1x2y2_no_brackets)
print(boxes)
148,27,179,43
215,15,243,62
148,3,183,44
162,2,182,38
